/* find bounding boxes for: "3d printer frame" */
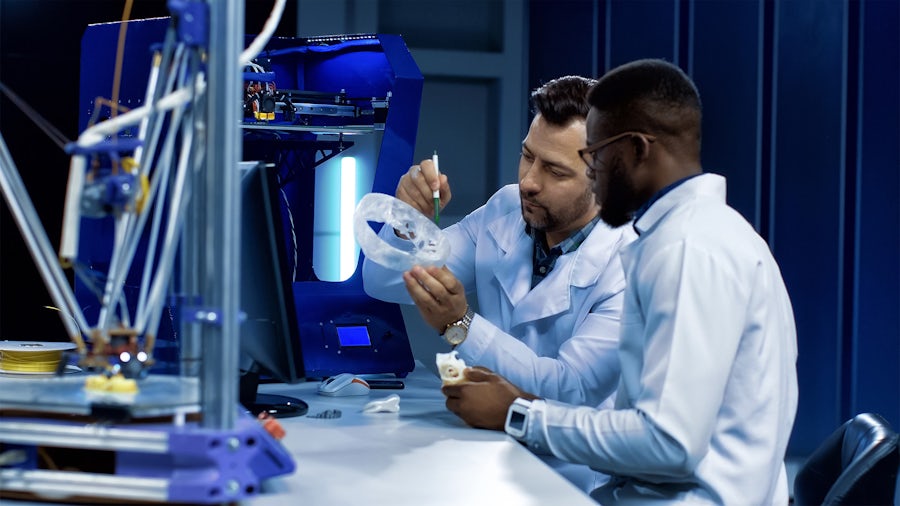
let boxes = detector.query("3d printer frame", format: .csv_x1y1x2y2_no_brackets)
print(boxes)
0,2,294,503
0,0,423,502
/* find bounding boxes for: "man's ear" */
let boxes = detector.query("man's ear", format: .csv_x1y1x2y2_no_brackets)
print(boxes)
632,134,652,163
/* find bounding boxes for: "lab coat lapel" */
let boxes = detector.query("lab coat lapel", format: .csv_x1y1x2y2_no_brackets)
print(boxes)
510,258,574,325
510,218,623,326
487,213,533,308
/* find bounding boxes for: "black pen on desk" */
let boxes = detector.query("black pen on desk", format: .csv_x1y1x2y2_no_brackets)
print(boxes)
367,379,405,390
432,150,440,224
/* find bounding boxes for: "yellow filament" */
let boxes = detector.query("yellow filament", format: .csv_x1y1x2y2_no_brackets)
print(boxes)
0,349,64,373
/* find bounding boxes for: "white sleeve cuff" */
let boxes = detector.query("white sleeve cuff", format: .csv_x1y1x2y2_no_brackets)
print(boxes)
505,398,552,455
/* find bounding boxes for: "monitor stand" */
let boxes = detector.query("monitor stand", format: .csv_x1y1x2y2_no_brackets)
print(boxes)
239,370,309,418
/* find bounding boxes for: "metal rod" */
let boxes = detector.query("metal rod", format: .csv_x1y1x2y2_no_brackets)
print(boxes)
199,0,243,429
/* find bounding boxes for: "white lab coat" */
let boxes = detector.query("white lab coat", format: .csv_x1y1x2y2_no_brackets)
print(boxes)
520,174,799,504
362,184,632,408
363,184,633,493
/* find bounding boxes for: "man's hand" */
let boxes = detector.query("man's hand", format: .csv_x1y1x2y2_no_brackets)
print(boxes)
403,265,468,333
442,366,538,431
395,158,451,217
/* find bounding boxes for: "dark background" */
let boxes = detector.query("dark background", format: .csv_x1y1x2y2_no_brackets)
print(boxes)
0,0,296,342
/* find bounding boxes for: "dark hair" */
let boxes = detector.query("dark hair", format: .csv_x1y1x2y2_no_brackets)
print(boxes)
530,75,597,127
587,59,702,149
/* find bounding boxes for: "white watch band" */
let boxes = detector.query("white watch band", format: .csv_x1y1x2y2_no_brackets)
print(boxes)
504,397,532,440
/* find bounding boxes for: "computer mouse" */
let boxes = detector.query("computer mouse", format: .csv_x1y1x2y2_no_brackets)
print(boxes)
317,373,370,397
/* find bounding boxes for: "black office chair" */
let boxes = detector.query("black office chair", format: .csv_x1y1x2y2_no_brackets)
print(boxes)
895,464,900,506
793,412,899,505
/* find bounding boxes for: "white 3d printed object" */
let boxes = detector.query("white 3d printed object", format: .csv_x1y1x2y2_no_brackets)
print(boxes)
354,193,450,271
436,350,468,386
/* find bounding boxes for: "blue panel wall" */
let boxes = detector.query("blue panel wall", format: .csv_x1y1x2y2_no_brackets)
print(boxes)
607,0,677,67
853,0,900,431
691,0,763,227
529,0,900,458
528,0,596,90
773,0,848,453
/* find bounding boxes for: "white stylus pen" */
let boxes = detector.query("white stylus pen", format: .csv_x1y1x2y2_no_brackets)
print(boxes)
432,150,440,224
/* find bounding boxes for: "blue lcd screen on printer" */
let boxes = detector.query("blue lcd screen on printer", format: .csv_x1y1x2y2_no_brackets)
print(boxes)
336,325,372,347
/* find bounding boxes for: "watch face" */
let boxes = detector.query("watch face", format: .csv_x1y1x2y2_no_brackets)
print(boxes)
505,399,531,439
444,326,466,345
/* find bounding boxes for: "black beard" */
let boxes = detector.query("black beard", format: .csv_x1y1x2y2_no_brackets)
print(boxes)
597,156,640,228
599,200,634,228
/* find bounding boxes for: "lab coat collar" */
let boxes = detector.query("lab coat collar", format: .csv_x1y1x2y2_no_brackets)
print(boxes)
487,211,533,307
632,173,726,236
488,209,626,323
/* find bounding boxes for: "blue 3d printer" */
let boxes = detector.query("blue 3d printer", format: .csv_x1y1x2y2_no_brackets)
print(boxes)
74,19,421,382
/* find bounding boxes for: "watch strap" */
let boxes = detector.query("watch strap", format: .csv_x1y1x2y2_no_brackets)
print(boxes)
505,397,532,440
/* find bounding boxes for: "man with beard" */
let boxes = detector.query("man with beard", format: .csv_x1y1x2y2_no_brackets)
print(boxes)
362,75,633,491
441,59,799,505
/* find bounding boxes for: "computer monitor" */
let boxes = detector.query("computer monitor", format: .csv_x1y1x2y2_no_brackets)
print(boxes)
238,161,308,418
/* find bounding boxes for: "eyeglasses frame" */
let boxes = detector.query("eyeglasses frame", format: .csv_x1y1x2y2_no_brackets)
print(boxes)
579,131,657,171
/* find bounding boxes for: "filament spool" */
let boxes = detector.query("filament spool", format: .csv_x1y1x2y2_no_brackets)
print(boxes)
0,341,76,374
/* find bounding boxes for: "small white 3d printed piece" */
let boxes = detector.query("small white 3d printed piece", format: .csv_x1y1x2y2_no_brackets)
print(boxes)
436,350,468,386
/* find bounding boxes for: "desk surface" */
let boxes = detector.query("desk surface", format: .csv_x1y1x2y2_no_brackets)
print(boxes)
2,362,595,506
253,362,596,505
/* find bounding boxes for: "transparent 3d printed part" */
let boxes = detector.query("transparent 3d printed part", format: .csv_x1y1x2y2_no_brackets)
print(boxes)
354,193,450,271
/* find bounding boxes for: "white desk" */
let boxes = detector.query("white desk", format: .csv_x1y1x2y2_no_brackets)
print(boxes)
252,361,596,506
1,362,595,506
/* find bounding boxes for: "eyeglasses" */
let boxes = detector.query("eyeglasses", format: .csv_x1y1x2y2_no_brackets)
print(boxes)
579,131,656,171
